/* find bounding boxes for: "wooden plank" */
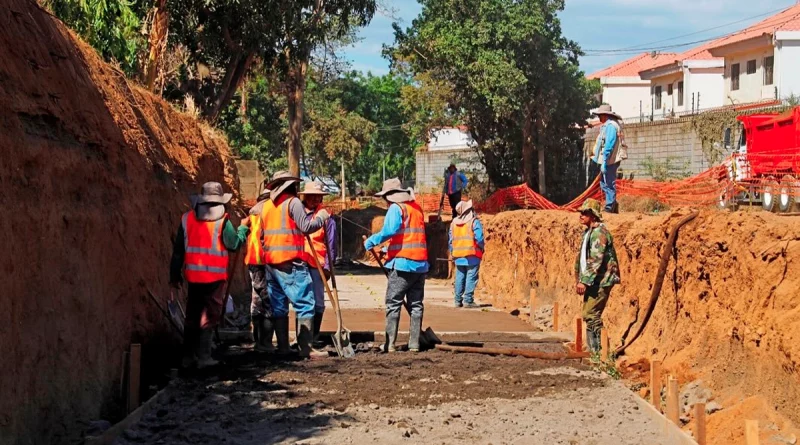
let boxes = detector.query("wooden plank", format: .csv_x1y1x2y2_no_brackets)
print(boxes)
651,359,663,412
128,344,141,413
666,376,680,424
745,420,760,445
694,403,707,445
552,303,559,331
574,317,583,352
529,288,536,326
628,385,700,445
601,329,610,360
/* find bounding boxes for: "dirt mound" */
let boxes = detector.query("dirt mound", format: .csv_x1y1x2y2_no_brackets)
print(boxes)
0,2,241,444
476,209,800,443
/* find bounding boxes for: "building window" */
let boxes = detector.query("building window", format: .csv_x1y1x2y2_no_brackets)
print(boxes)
678,81,684,106
764,56,774,85
731,63,740,91
668,84,673,96
654,85,662,109
747,60,756,75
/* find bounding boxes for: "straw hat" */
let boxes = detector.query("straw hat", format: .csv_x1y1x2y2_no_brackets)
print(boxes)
299,181,329,196
374,177,415,203
592,104,622,120
265,170,301,202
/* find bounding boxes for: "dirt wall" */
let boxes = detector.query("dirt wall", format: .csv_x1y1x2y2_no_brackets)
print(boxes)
0,2,241,444
477,209,800,441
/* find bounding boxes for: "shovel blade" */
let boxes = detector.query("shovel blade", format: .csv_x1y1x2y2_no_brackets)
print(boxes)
331,328,356,358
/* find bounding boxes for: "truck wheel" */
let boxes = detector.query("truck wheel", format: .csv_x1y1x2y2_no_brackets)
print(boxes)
762,177,779,213
780,175,800,212
718,184,738,211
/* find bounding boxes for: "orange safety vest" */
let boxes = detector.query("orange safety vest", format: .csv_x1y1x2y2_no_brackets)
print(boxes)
260,195,305,265
303,206,328,268
386,202,428,262
181,211,229,283
244,212,265,265
451,220,483,259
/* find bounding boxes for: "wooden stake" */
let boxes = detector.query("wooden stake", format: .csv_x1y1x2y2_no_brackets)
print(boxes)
529,288,536,325
552,303,559,332
694,403,707,445
601,329,610,360
128,344,141,413
745,420,759,445
574,317,583,352
650,359,662,412
666,376,679,424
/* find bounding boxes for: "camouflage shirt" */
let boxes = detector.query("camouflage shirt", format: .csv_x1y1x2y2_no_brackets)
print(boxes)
574,224,621,288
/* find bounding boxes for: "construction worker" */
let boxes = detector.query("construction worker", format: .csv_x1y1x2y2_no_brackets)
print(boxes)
592,104,626,213
245,185,274,353
443,163,468,218
299,181,337,348
449,200,483,308
260,171,330,358
170,182,249,369
364,178,428,353
574,198,620,354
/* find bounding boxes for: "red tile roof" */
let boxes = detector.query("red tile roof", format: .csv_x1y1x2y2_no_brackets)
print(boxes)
708,4,800,50
586,52,678,79
642,40,722,72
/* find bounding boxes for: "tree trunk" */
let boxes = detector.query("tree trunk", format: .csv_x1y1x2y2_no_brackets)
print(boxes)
205,52,253,123
142,0,169,92
537,144,546,197
521,113,536,189
287,59,308,177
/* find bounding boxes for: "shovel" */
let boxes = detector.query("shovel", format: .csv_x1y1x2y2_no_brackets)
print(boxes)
363,235,390,278
307,233,355,358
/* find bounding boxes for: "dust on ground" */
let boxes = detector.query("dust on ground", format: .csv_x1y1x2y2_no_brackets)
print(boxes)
112,350,672,445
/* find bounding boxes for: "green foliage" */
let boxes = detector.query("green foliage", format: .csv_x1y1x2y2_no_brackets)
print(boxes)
592,351,622,380
44,0,143,75
639,155,692,182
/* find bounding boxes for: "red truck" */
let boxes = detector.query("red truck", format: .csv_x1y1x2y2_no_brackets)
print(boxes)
719,106,800,212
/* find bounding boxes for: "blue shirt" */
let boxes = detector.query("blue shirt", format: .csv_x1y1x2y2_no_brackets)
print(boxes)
449,218,484,266
444,171,468,195
364,203,430,273
593,121,618,165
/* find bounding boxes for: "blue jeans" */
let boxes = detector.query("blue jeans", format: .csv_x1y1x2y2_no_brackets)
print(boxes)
266,261,315,319
308,267,326,314
600,162,619,210
454,264,480,305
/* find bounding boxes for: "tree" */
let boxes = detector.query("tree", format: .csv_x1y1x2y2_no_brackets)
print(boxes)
389,0,598,196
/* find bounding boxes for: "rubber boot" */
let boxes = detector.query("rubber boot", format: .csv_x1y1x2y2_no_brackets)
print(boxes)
251,316,260,343
408,316,423,352
290,316,300,351
312,312,325,349
196,329,220,369
586,328,600,354
297,317,314,359
384,316,399,353
274,317,291,355
256,317,275,353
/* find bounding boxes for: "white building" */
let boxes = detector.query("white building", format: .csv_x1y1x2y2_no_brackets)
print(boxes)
638,42,725,118
415,126,484,193
586,52,677,120
707,4,800,105
426,126,477,150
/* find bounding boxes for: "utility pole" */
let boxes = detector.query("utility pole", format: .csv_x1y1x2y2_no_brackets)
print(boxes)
339,162,345,261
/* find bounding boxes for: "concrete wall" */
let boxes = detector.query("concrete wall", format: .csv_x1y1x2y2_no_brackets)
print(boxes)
584,117,708,179
600,81,652,119
415,148,485,193
724,48,776,104
776,36,800,99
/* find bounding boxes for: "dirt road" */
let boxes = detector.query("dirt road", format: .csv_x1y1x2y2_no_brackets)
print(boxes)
113,350,670,445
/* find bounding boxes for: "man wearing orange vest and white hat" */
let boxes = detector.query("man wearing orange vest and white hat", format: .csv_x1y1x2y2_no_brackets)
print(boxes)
449,200,484,308
244,186,275,353
170,182,249,369
299,181,337,348
364,178,428,353
260,171,330,358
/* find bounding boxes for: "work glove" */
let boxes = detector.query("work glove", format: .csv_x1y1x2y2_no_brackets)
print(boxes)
600,162,607,175
316,208,331,223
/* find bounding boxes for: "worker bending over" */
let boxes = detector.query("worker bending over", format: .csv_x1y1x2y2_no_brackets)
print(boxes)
299,181,337,349
245,186,274,353
364,178,428,353
260,172,330,358
170,182,249,369
574,199,620,354
449,200,483,308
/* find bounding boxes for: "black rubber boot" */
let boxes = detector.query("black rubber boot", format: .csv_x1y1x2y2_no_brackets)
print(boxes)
408,316,423,352
384,316,399,353
196,329,219,369
297,317,314,358
251,315,261,343
274,317,291,355
312,312,325,349
256,317,275,353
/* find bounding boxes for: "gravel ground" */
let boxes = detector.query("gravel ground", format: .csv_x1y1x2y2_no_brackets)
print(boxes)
110,349,672,445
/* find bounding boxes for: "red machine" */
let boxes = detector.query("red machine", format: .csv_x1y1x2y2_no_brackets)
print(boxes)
720,106,800,212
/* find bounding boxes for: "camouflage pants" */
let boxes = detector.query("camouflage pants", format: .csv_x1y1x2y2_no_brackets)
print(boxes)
581,285,612,335
249,265,273,319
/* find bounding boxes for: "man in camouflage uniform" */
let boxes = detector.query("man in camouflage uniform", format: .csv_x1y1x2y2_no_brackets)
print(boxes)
574,198,620,353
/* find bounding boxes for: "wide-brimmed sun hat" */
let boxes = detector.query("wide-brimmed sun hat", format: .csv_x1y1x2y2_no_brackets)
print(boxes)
189,182,232,221
266,170,301,201
453,199,475,225
299,181,329,196
374,177,415,203
579,198,603,221
592,104,622,120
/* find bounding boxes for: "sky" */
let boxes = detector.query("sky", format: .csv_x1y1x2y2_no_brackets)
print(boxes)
340,0,798,76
